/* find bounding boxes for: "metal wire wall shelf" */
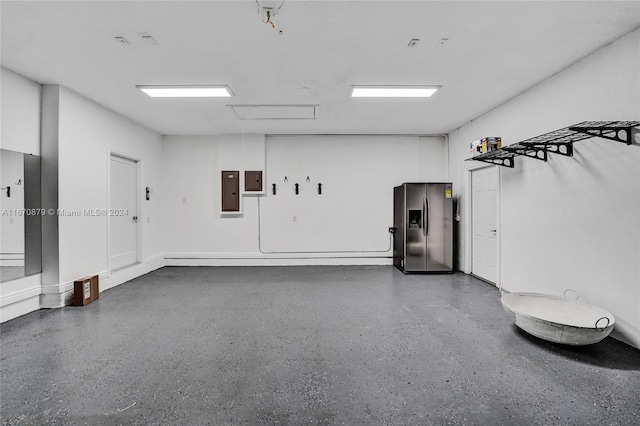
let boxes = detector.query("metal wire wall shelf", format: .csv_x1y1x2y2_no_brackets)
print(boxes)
466,121,640,168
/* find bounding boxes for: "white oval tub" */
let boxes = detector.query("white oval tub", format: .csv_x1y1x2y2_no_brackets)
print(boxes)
501,292,615,346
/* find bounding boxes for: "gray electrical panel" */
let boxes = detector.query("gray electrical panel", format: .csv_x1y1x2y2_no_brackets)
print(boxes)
221,171,239,212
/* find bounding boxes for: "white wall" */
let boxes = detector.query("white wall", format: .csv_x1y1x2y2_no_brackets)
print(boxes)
0,68,41,322
162,134,447,265
0,67,41,155
1,71,166,319
50,87,165,304
161,135,264,255
261,135,447,253
448,30,640,347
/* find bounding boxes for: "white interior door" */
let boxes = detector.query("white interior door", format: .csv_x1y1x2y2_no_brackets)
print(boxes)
110,155,138,271
471,166,498,284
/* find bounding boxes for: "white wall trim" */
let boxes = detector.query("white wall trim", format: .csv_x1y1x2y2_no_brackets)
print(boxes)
144,253,166,266
166,258,392,267
464,169,472,274
0,296,40,323
0,285,41,308
464,163,501,279
41,281,74,295
610,317,640,350
40,270,108,308
164,251,392,266
0,273,42,322
40,269,109,296
100,253,165,291
165,251,392,259
496,166,502,289
39,252,164,308
106,148,143,275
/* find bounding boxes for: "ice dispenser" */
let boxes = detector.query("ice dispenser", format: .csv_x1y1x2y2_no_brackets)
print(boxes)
408,210,422,229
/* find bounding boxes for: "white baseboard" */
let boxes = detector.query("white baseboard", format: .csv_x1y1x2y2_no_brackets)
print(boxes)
5,254,166,314
2,252,388,322
0,295,40,323
100,254,165,292
166,258,393,266
0,284,41,308
610,318,640,350
164,252,393,267
0,274,42,323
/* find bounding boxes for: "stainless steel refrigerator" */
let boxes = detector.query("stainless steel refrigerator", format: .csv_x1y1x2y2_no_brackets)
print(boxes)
393,183,453,273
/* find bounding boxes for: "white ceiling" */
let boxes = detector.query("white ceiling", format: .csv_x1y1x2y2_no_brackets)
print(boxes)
2,1,639,136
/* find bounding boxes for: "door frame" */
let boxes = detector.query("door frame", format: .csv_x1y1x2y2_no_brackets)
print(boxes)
464,164,501,288
106,148,142,274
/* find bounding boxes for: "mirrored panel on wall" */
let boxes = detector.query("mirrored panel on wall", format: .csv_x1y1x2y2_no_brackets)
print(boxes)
0,148,41,282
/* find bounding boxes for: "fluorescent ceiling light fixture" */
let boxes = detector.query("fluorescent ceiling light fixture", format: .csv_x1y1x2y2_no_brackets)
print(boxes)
350,86,440,98
137,85,233,98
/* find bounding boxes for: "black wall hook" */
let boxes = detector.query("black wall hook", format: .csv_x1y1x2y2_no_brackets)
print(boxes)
318,183,322,195
272,183,277,195
294,183,299,195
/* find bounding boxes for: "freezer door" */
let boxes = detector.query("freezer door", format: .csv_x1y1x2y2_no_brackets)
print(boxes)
426,183,453,272
404,183,428,272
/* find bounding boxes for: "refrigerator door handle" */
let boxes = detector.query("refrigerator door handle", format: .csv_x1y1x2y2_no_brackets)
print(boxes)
423,198,429,237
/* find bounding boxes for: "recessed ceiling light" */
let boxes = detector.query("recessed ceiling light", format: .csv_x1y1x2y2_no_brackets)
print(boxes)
136,85,233,98
350,86,440,98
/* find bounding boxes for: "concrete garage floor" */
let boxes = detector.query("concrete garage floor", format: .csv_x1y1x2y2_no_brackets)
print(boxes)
1,266,639,425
